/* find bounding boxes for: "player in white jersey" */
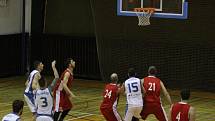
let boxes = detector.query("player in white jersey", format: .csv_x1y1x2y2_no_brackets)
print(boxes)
24,60,44,120
2,100,24,121
121,68,145,121
35,76,53,121
35,60,59,121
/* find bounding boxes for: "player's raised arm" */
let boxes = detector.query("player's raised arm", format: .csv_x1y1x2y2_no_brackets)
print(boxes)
160,81,172,105
49,60,59,91
52,60,59,79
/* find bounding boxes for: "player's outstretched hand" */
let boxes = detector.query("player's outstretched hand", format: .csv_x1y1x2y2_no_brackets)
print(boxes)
52,60,56,68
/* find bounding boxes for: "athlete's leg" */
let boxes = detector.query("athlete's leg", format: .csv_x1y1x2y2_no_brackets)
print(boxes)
58,109,70,121
113,106,123,121
101,108,118,121
133,106,142,119
24,94,36,121
125,106,135,121
154,104,168,121
132,117,139,121
53,111,61,121
24,94,36,113
140,104,151,120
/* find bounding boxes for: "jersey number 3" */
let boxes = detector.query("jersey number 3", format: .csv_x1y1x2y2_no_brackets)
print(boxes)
40,97,48,107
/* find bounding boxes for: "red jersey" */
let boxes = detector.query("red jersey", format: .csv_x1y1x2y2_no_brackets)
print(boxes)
171,102,190,121
54,69,73,93
54,69,73,110
100,83,119,109
143,76,161,104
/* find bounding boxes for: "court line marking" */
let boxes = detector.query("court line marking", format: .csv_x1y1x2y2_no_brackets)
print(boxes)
65,114,95,121
0,106,30,113
0,102,14,106
0,102,103,117
69,111,95,115
68,110,104,117
0,109,11,113
0,102,29,108
1,101,214,119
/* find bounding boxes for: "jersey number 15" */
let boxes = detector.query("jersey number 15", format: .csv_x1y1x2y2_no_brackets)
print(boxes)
128,82,139,93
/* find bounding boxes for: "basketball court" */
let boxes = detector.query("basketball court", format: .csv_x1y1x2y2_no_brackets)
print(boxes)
0,0,215,120
0,77,214,120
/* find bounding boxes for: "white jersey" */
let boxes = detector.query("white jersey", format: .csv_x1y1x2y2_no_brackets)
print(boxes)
35,88,53,117
124,77,143,107
2,113,20,121
25,70,39,94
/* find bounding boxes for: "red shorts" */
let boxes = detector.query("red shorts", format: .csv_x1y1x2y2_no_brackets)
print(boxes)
100,107,122,121
54,90,72,111
140,103,168,121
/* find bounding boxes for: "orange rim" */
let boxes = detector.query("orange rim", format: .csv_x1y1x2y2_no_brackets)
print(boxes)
134,8,155,13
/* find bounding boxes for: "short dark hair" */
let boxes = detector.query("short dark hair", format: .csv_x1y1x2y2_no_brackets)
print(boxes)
33,60,41,70
148,66,157,75
64,58,73,68
12,100,24,114
128,68,136,77
180,89,190,100
38,76,46,88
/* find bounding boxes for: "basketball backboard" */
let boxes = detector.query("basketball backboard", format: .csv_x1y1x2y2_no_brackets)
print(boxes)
117,0,188,19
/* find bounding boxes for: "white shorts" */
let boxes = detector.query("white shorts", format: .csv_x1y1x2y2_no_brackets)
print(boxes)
36,116,53,121
24,93,36,113
124,105,142,121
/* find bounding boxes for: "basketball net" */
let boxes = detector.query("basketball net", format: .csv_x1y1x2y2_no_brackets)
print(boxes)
134,8,155,26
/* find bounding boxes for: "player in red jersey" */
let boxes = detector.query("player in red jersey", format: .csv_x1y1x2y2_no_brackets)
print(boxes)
100,73,123,121
53,58,76,121
169,89,196,121
140,66,172,121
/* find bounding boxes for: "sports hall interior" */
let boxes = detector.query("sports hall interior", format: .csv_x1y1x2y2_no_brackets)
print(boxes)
0,0,214,120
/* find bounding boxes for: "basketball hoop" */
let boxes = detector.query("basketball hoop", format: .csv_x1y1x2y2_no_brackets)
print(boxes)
134,8,155,26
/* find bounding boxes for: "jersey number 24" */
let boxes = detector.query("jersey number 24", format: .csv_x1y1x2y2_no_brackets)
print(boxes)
104,89,112,98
